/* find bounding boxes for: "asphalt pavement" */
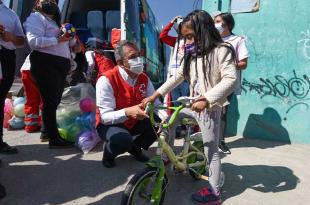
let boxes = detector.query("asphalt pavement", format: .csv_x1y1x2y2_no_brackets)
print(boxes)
0,130,309,205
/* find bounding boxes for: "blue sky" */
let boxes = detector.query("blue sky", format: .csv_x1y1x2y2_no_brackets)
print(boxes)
147,0,203,28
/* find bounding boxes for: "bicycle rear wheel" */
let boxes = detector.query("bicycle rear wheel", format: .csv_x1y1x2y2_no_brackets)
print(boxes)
121,167,168,205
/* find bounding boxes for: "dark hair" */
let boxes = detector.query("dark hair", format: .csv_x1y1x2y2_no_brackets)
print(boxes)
218,12,235,32
114,40,137,62
179,10,233,83
33,0,61,27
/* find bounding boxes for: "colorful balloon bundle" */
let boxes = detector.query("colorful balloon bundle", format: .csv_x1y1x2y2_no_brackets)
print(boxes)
7,97,26,129
61,23,76,38
57,96,100,153
3,98,13,128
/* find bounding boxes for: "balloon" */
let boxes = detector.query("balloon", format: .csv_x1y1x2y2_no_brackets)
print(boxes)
13,97,25,107
75,112,96,130
4,98,13,114
58,128,69,141
9,117,25,129
3,112,12,128
14,104,25,118
66,124,84,142
79,97,95,113
61,23,76,38
77,130,101,154
57,108,81,128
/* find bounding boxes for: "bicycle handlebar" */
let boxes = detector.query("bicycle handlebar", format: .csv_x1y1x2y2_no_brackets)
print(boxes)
145,96,200,129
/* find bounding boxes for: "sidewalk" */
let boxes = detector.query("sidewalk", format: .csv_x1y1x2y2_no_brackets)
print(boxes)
1,130,309,205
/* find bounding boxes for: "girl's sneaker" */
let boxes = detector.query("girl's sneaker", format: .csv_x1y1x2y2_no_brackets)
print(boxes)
192,187,222,205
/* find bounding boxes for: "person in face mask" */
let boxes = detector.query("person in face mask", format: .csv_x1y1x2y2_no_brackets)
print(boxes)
214,12,249,154
96,40,167,168
160,16,190,109
24,0,74,148
143,10,237,204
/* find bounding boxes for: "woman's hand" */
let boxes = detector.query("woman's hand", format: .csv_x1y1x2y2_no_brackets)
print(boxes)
171,16,182,23
57,34,71,43
191,97,209,113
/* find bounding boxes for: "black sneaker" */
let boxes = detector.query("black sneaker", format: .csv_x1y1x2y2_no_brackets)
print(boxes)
219,141,231,154
40,133,50,142
102,145,116,168
0,183,6,200
129,146,149,162
49,138,74,149
0,142,18,155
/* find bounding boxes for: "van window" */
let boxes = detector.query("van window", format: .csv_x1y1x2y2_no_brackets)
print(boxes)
3,0,11,8
58,0,66,11
230,0,260,14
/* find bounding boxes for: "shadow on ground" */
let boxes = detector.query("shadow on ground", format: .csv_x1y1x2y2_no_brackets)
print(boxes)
221,163,300,202
0,143,146,205
227,137,291,150
0,141,300,205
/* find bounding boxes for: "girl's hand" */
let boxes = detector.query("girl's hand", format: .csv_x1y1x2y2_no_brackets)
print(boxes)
141,92,161,108
191,97,209,112
141,96,157,108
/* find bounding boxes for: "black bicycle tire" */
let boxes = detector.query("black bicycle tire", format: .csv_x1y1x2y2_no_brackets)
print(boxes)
121,167,168,205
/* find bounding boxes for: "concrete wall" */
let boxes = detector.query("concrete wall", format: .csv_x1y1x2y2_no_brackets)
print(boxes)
203,0,310,143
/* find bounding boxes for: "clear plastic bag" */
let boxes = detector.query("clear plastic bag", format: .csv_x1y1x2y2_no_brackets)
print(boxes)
56,83,101,152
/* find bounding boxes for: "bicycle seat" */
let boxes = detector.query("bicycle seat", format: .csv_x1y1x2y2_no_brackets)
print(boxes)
181,118,198,126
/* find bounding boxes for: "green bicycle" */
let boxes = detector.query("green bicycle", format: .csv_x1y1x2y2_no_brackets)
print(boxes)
121,96,224,205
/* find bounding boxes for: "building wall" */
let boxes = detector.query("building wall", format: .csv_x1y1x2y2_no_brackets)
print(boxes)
203,0,310,143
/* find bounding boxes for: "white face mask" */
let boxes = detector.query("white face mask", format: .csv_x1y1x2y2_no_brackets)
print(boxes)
215,23,224,34
128,57,144,74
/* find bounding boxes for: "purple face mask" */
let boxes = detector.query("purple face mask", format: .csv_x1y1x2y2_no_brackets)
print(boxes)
185,43,196,54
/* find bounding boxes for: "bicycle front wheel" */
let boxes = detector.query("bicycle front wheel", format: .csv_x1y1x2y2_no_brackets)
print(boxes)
121,167,168,205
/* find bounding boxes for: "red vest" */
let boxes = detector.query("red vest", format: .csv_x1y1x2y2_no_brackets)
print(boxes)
96,67,149,129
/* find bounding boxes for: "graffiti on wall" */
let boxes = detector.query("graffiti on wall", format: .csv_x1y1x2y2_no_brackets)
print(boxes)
242,70,310,115
298,30,310,60
242,29,310,116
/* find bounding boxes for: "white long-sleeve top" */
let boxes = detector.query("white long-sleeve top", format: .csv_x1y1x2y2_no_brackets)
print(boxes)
96,66,167,125
23,12,71,59
157,44,237,108
0,3,25,50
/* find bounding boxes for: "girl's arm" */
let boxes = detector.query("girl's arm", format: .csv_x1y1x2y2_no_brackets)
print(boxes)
157,68,184,97
142,68,184,106
204,46,238,105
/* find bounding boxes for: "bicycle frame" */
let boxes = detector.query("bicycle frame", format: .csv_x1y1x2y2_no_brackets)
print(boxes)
144,102,207,204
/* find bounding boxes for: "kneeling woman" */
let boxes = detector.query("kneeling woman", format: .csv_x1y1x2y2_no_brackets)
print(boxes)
143,10,237,204
24,0,72,148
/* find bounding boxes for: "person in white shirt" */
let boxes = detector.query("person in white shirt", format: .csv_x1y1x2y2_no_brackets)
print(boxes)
96,40,167,168
24,0,73,148
214,12,249,154
0,0,25,154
